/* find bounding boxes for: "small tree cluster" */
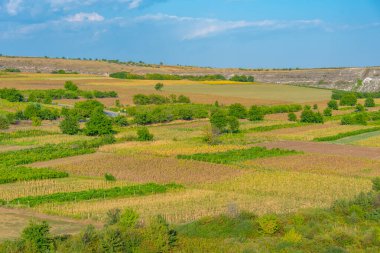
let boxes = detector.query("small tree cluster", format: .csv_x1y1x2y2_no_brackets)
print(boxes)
248,106,264,121
228,103,247,119
210,110,240,134
340,93,357,106
300,109,324,123
327,100,339,110
137,127,154,141
365,97,375,107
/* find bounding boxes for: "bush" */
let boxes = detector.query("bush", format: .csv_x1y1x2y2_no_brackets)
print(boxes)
227,116,240,133
105,173,116,182
288,112,297,122
228,103,247,119
84,108,113,136
341,113,368,125
177,95,191,104
340,93,357,106
142,215,176,253
64,81,78,91
328,100,339,110
0,116,10,129
323,107,333,117
355,103,365,112
21,221,53,253
229,75,254,82
113,115,129,126
210,110,228,133
178,108,193,120
313,104,318,110
120,209,139,228
365,97,376,107
74,100,105,118
106,209,121,226
372,178,380,191
282,228,302,244
155,83,164,91
300,109,324,123
248,106,264,121
59,114,79,135
31,117,42,126
0,88,24,102
137,127,153,141
258,214,281,235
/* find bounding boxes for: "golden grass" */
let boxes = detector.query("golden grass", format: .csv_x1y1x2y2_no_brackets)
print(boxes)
0,177,130,201
245,153,380,177
353,135,380,147
1,134,93,146
34,171,371,224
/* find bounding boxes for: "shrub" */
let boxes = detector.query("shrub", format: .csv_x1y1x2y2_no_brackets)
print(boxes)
84,108,113,136
137,127,153,141
102,228,125,252
64,81,78,91
113,115,129,126
288,112,297,122
60,114,80,135
282,228,302,244
328,100,339,110
313,104,318,110
258,214,281,235
372,178,380,192
105,173,116,182
106,209,121,226
142,215,176,253
355,103,365,112
228,103,247,119
21,221,53,253
229,75,254,82
31,117,42,126
93,90,118,98
210,110,228,133
120,209,139,228
74,100,105,119
323,107,333,117
0,88,24,102
341,113,368,125
340,93,357,106
155,83,164,91
227,116,240,133
300,109,324,123
178,108,193,120
177,95,191,104
365,97,376,107
0,116,10,129
248,106,264,121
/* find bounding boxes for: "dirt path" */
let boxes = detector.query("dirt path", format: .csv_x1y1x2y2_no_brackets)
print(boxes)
0,207,103,242
258,141,380,160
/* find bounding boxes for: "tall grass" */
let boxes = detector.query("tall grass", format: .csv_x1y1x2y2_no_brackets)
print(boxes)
0,167,68,184
313,127,380,142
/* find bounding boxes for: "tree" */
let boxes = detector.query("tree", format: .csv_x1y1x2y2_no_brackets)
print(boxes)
142,215,177,253
288,112,297,122
340,93,357,106
84,108,113,136
120,209,139,228
137,127,154,141
228,103,247,119
210,110,228,133
74,100,105,119
21,221,53,253
248,106,264,121
64,81,79,91
355,103,365,112
227,116,240,133
177,95,191,103
113,115,129,127
154,83,164,91
60,113,80,135
300,109,324,123
327,100,339,110
323,107,332,117
365,97,375,107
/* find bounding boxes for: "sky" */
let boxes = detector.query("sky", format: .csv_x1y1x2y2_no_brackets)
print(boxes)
0,0,379,68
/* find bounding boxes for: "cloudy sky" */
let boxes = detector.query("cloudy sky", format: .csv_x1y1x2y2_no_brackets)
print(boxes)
0,0,379,68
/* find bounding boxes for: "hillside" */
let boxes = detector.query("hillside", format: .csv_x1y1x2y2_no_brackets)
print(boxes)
1,56,380,91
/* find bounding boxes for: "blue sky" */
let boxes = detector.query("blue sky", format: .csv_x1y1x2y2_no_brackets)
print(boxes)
0,0,379,68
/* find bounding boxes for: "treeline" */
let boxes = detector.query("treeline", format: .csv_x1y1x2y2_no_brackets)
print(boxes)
133,94,190,105
332,90,380,100
110,72,255,82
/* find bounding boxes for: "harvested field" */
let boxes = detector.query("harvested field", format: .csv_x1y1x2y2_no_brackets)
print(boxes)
31,153,244,185
258,141,380,159
246,153,380,177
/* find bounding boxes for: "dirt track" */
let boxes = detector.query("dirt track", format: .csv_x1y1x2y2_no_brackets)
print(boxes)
258,141,380,160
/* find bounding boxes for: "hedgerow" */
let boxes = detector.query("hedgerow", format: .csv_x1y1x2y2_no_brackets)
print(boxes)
6,183,183,207
177,147,299,164
313,127,380,142
0,166,68,184
0,130,56,143
246,123,305,132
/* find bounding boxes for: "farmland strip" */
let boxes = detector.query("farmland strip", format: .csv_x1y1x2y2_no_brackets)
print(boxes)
313,127,380,142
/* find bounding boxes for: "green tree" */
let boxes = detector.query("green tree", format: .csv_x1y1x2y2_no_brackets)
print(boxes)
288,112,297,122
227,116,240,133
60,112,80,135
323,107,333,117
210,110,228,133
21,221,53,253
154,82,164,91
113,116,129,127
327,100,339,110
355,103,365,112
365,97,375,107
300,109,324,123
340,93,357,106
64,81,79,91
137,127,154,141
313,104,318,110
101,228,125,253
228,103,247,119
120,209,139,228
142,215,177,253
248,106,264,121
84,108,113,136
74,100,105,119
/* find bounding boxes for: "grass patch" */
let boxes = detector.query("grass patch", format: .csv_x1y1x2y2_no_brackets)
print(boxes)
0,130,56,143
0,167,68,184
177,147,299,164
5,183,183,207
246,123,306,132
313,127,380,142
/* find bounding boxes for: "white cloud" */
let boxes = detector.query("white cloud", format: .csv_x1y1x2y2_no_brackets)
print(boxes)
5,0,22,15
138,14,323,40
65,12,104,22
127,0,142,9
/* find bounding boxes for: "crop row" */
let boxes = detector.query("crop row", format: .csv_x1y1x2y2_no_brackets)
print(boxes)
313,127,380,142
0,130,55,142
246,123,306,133
177,147,299,164
0,167,68,184
2,183,183,207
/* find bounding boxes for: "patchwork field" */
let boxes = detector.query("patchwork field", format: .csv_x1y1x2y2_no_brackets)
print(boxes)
1,70,380,252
